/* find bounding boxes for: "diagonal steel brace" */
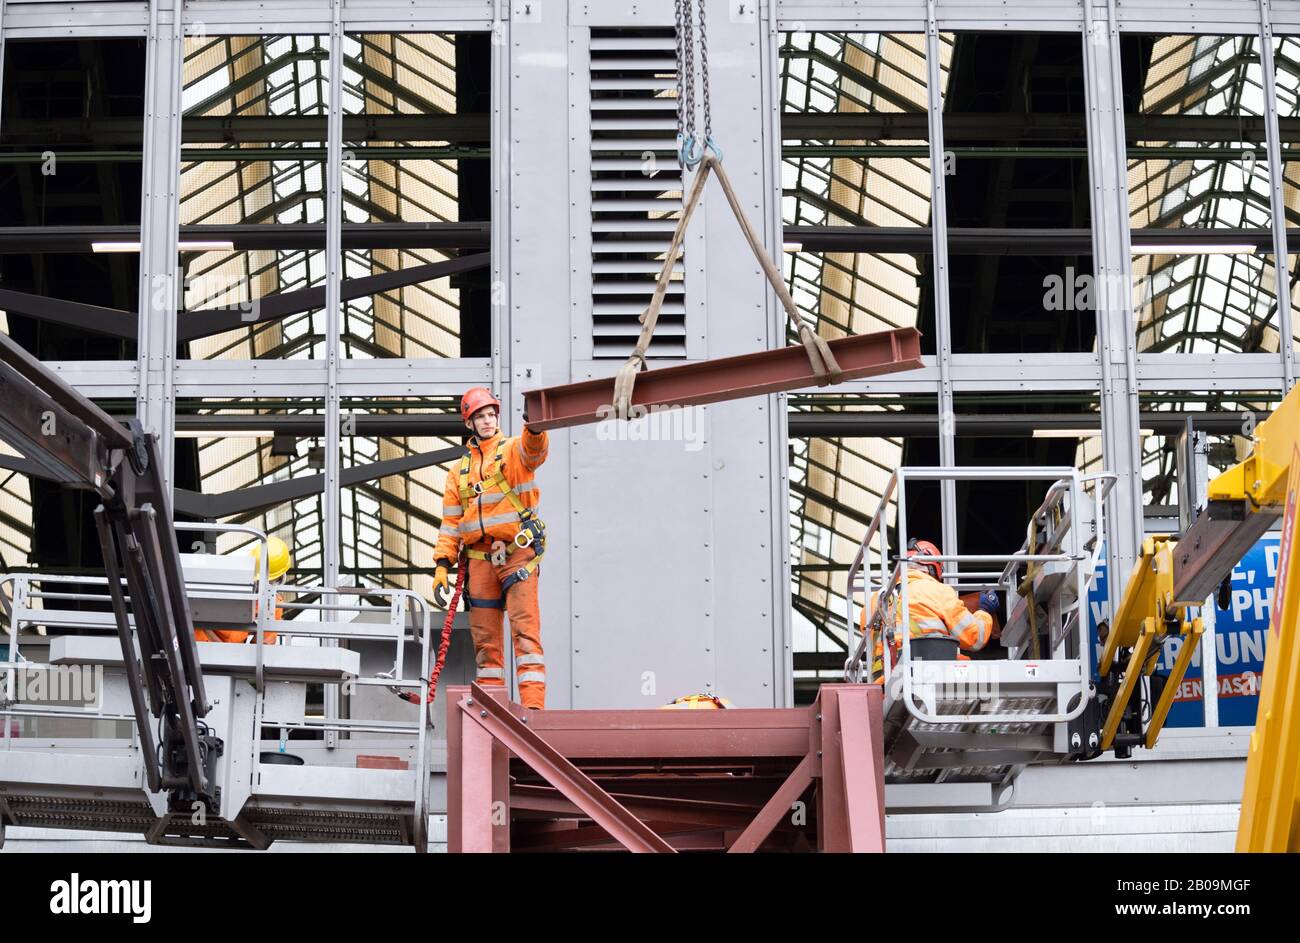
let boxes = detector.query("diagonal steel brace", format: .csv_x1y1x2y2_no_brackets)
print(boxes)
461,684,675,853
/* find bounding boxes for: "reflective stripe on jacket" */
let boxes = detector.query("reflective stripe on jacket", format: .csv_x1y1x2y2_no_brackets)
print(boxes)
434,427,548,565
862,569,993,663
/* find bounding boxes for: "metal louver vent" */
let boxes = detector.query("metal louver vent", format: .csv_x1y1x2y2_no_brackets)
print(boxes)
589,28,686,359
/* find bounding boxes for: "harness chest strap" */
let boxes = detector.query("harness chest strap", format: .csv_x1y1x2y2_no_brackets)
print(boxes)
459,447,545,579
457,449,529,514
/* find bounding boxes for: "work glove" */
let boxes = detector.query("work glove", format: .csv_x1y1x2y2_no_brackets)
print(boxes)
978,591,1000,615
433,565,450,595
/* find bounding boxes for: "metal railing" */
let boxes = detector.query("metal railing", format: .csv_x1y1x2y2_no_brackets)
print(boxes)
1,525,434,828
843,466,1112,726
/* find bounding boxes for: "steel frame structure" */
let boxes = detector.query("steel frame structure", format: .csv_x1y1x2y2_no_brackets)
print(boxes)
0,0,1296,715
444,682,885,852
775,2,1300,685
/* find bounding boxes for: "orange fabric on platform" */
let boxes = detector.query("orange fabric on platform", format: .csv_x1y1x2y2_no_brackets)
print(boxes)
196,598,282,645
465,543,545,709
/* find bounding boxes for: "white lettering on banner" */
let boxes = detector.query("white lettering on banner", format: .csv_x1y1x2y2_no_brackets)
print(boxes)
1212,629,1264,667
1095,628,1271,672
1231,587,1273,623
1240,629,1266,665
1090,599,1108,628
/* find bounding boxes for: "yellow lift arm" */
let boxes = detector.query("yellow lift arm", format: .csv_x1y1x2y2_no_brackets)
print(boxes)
1229,390,1300,853
1099,536,1204,753
1106,384,1300,852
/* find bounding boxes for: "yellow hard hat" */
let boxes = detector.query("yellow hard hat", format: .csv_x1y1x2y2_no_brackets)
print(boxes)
659,694,732,710
251,536,292,582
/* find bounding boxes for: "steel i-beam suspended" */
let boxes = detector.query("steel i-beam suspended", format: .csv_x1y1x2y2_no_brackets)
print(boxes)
522,327,922,431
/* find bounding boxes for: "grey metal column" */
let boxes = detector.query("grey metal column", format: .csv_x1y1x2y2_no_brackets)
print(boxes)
1083,1,1144,603
323,0,343,588
137,0,184,492
492,0,506,405
1177,423,1219,726
0,3,7,146
925,1,958,564
763,0,795,705
322,0,344,745
1258,0,1296,389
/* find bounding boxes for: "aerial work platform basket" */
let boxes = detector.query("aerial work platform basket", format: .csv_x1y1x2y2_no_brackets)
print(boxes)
845,466,1116,812
1,525,436,850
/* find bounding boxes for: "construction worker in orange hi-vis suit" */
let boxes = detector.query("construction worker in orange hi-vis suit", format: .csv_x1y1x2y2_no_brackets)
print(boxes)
862,538,998,680
433,388,549,709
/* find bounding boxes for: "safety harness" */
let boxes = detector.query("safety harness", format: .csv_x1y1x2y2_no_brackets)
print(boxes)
457,443,547,600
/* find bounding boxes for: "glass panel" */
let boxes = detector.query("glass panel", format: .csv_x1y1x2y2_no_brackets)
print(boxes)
941,32,1093,354
174,397,331,584
341,33,490,359
780,32,932,352
179,34,330,362
338,399,462,599
788,394,937,703
0,38,146,361
1123,34,1277,354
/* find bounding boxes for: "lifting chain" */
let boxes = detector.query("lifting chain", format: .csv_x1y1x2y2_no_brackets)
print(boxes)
674,0,718,167
611,0,843,419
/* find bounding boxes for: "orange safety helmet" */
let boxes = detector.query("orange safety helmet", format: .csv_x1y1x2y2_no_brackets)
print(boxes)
906,538,943,581
460,387,501,423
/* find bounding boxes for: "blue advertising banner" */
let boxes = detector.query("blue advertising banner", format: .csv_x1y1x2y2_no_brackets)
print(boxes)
1086,535,1278,728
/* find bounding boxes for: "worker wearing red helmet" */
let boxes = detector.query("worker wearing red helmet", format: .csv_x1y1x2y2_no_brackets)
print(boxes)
863,538,998,678
433,388,549,709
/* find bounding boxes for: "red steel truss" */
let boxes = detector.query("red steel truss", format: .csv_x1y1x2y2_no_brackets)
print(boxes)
445,682,885,852
521,327,923,431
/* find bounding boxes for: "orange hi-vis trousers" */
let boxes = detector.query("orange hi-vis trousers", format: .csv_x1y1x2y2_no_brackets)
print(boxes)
465,542,545,709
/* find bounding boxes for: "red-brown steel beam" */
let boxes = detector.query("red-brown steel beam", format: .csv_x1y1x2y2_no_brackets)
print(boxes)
512,819,721,852
815,684,848,852
520,707,810,759
446,685,497,853
831,686,887,853
726,752,817,853
522,327,923,431
446,684,885,853
510,782,770,829
461,683,676,853
446,684,512,852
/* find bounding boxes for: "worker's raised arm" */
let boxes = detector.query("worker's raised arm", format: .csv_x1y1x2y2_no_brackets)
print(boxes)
942,592,993,652
513,424,549,473
433,465,465,570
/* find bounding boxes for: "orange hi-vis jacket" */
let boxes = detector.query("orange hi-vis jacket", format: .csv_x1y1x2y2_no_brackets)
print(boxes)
196,596,282,645
434,427,548,567
862,569,993,674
